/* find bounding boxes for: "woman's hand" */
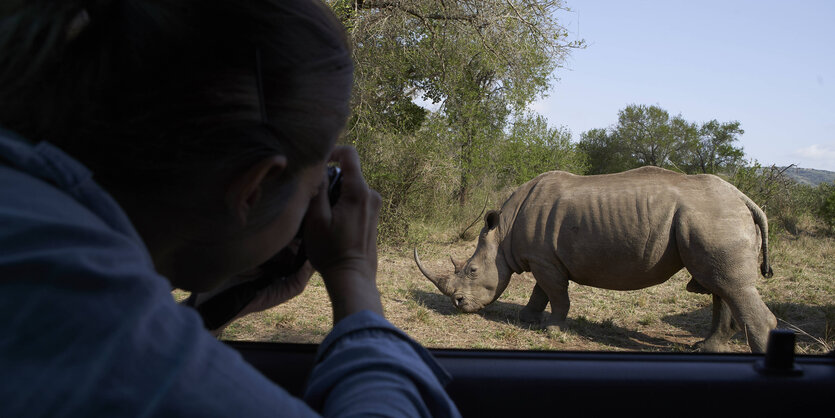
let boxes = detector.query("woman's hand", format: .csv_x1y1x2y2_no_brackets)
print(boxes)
302,146,384,323
241,260,314,315
186,257,315,336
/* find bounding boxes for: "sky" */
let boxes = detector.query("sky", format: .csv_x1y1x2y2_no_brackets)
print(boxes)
532,0,835,171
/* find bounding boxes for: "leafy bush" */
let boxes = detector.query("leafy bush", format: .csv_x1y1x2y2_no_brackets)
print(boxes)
816,183,835,232
729,162,792,210
350,114,458,245
728,161,835,235
495,113,588,186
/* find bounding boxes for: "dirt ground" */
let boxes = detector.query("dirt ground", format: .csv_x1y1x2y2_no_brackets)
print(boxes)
212,232,834,354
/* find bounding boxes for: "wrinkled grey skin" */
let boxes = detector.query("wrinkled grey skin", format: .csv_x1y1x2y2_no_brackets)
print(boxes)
415,167,778,353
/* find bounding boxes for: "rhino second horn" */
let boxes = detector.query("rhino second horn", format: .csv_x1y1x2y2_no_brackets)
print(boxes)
414,248,453,295
449,255,465,274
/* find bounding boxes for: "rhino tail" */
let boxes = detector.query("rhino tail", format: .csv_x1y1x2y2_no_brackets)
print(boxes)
740,193,773,278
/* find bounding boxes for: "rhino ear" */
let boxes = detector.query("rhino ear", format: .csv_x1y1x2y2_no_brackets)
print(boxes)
485,210,501,231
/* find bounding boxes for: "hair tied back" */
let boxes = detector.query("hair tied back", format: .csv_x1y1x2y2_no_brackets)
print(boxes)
66,9,91,42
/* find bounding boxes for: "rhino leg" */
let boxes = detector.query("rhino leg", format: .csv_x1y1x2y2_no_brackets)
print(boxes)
719,286,777,353
530,263,571,334
680,257,776,352
519,284,548,324
701,294,741,352
688,274,775,353
675,211,777,353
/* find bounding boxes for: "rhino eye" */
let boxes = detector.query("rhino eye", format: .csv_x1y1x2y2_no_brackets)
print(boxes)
468,266,478,274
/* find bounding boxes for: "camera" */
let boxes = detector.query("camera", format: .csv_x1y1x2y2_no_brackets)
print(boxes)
325,165,342,207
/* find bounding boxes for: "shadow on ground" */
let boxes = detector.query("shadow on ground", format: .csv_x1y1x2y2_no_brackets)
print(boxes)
664,301,834,352
412,289,697,351
412,289,834,353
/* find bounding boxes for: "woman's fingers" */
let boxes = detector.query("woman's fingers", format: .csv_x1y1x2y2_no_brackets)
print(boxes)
303,146,378,276
327,146,367,203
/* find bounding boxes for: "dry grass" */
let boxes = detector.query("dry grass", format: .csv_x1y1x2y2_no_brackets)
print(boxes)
175,226,835,354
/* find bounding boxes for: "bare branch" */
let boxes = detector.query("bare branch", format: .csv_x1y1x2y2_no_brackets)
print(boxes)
361,1,478,22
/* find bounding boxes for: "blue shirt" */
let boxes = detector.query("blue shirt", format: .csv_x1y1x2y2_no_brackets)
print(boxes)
0,128,460,417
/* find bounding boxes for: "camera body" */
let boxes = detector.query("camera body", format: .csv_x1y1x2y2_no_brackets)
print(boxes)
325,165,342,208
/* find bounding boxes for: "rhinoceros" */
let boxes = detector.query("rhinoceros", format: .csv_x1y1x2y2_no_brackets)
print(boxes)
414,166,778,352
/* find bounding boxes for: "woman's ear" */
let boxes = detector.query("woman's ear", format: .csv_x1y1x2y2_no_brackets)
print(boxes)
226,155,288,227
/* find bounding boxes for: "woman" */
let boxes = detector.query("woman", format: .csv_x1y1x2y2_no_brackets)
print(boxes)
0,0,459,416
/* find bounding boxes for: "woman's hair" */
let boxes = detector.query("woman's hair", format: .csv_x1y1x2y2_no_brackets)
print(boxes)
0,0,352,214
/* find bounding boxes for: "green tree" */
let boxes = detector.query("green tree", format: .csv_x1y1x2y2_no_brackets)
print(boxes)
443,64,510,204
582,105,745,176
667,117,699,172
677,120,745,174
613,104,678,168
577,128,634,174
331,0,583,205
497,113,587,185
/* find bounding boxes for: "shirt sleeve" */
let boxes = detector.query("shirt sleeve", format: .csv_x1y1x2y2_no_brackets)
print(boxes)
304,311,461,417
150,307,461,418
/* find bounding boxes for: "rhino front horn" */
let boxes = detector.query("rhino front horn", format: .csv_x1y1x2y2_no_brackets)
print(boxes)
414,248,453,295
